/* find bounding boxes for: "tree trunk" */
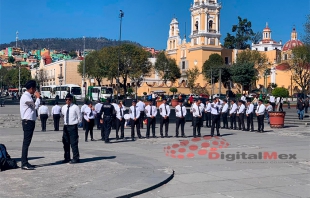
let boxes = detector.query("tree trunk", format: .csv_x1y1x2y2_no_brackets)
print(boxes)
96,78,101,86
123,77,127,95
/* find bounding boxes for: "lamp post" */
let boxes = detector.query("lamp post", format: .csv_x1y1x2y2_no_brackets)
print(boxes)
82,36,86,98
117,10,124,103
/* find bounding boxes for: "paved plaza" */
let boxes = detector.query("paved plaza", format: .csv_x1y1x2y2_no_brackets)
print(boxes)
0,105,309,198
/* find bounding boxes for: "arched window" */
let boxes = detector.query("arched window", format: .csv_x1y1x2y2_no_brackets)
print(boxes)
209,20,213,30
170,41,172,49
173,40,176,49
172,26,174,36
195,21,199,30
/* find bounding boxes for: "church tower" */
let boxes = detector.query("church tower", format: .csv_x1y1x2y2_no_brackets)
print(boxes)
262,22,271,41
167,18,181,53
189,0,222,47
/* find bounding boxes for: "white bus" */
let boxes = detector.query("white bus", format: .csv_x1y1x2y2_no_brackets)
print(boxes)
55,84,82,99
40,85,56,98
88,86,114,101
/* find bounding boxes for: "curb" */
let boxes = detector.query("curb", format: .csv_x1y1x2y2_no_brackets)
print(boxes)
116,169,175,198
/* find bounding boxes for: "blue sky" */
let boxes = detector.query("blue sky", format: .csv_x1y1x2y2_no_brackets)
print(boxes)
0,0,309,49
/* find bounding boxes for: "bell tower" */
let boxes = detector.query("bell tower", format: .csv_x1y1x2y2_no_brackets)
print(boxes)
189,0,222,47
291,27,297,40
167,18,181,52
262,22,271,40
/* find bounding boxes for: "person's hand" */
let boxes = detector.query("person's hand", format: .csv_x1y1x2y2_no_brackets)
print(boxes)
100,119,103,124
151,116,154,119
87,120,90,122
134,118,137,121
34,91,40,99
164,116,167,119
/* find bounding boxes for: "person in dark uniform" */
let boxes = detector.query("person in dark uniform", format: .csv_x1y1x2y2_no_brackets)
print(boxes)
129,100,143,141
99,98,115,143
51,101,61,131
20,80,41,170
61,93,81,164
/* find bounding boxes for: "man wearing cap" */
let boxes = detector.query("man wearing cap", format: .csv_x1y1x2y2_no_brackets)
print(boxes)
204,100,211,128
94,100,103,130
256,99,266,132
115,101,126,140
38,101,49,132
129,100,143,141
175,99,187,138
210,97,222,137
136,98,146,129
99,98,115,143
20,80,40,170
145,101,158,138
229,100,238,130
221,99,229,129
159,98,170,138
61,93,81,164
51,101,61,131
192,99,204,137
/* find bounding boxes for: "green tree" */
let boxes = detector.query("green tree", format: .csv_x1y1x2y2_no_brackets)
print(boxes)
0,67,8,89
224,16,255,49
8,56,15,64
236,49,268,72
303,14,310,44
230,62,257,92
154,51,181,83
4,67,31,87
186,66,200,94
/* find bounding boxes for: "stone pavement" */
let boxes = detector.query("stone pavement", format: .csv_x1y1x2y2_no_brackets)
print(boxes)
0,106,310,198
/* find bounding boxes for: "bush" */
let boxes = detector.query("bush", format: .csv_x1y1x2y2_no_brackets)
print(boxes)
143,92,147,96
169,87,178,94
272,87,289,98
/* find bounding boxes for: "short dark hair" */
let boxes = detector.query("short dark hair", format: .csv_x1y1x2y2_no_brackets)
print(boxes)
42,101,46,105
25,80,36,89
259,99,263,102
55,101,58,105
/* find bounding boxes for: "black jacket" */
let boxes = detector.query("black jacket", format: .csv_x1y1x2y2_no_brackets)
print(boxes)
296,100,305,110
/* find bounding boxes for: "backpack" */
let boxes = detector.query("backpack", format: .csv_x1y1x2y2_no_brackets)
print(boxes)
0,144,18,171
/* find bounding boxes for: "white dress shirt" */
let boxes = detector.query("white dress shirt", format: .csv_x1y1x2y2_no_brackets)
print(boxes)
159,103,170,117
51,105,61,115
38,105,50,116
94,103,103,113
221,103,229,113
229,103,238,114
211,102,221,115
84,106,96,121
256,104,266,115
145,104,158,117
136,101,145,112
175,104,187,118
20,91,40,121
246,104,254,114
62,104,81,125
237,104,245,114
129,105,140,119
81,104,87,113
241,96,246,102
192,103,204,117
200,103,205,109
269,96,275,103
115,105,126,120
266,105,273,112
205,102,211,113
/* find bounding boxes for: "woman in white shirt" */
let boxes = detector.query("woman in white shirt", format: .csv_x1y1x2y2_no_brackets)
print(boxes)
84,101,96,142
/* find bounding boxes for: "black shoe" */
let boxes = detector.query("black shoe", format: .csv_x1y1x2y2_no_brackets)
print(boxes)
139,136,144,139
174,135,178,138
91,139,95,141
198,134,201,137
120,136,124,139
62,159,71,163
217,134,221,137
101,138,105,141
165,135,169,138
233,128,237,130
152,136,158,138
257,130,261,133
85,140,88,142
182,135,187,138
21,164,35,170
70,159,80,164
105,141,111,144
193,136,197,138
161,136,164,138
250,130,254,132
131,138,135,141
261,130,264,132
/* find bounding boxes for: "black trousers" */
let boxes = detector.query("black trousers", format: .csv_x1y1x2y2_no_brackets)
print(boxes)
193,117,202,137
160,117,169,137
175,117,185,136
40,114,48,131
211,114,220,136
201,112,205,127
257,115,265,131
53,114,60,131
101,116,112,142
205,112,211,127
139,111,145,129
116,118,125,138
279,103,283,112
96,113,101,129
222,112,228,128
147,117,156,137
230,113,237,129
246,113,254,131
271,102,275,111
85,119,94,140
237,113,245,130
21,120,35,166
82,117,86,130
62,124,80,161
131,119,142,138
305,106,309,113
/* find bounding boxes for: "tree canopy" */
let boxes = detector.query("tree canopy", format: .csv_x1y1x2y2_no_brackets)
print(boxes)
186,66,200,94
154,51,181,83
230,62,257,88
202,53,230,84
4,67,31,88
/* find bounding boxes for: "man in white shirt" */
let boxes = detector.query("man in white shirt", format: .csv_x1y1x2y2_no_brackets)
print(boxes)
276,96,284,112
61,94,81,164
246,101,254,131
20,80,40,170
199,101,205,127
145,101,158,138
159,98,170,138
221,99,229,129
265,101,273,124
204,100,211,127
38,101,49,131
255,99,266,132
94,100,103,130
192,99,204,137
269,95,276,111
129,100,143,141
137,98,146,129
237,100,245,131
115,101,126,140
229,100,238,130
80,101,88,130
241,94,247,103
51,101,61,131
175,99,187,138
211,97,222,137
84,101,96,142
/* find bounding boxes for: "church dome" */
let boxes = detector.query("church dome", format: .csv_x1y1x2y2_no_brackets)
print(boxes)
283,28,303,51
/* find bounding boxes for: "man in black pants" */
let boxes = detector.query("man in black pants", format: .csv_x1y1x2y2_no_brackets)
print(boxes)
38,101,49,131
136,98,145,129
192,99,203,137
246,101,254,131
20,80,41,170
255,99,266,132
175,100,187,137
236,100,245,131
100,98,115,143
159,98,170,138
210,98,221,137
61,94,81,163
145,101,157,138
51,101,61,131
204,100,211,127
129,100,142,141
229,100,237,130
221,99,229,129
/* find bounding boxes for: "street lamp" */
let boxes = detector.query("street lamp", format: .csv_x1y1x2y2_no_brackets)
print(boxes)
117,10,124,103
82,36,86,98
